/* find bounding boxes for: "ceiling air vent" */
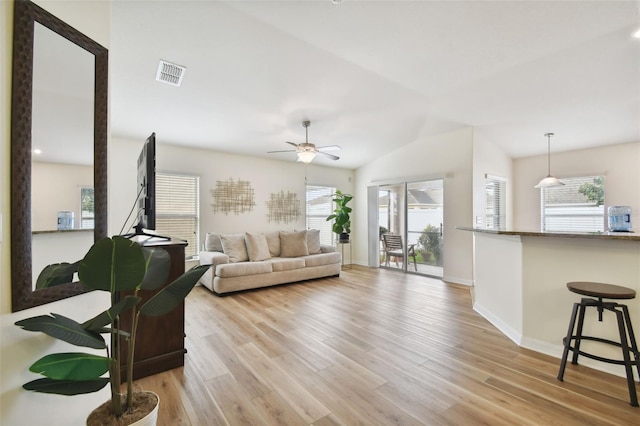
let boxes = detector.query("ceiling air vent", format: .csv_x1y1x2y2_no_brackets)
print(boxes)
156,60,186,87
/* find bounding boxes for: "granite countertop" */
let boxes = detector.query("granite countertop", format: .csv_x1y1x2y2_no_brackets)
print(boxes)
32,228,94,235
456,227,640,241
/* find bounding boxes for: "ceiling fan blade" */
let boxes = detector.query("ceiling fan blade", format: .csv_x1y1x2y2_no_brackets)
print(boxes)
267,149,296,153
285,141,299,148
318,151,340,161
317,145,341,152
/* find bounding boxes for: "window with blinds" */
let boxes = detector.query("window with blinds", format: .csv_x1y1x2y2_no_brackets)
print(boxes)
80,186,95,229
155,173,200,259
540,175,605,232
485,175,506,230
306,185,336,246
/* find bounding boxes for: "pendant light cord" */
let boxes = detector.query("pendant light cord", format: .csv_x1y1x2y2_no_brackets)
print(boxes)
545,132,554,176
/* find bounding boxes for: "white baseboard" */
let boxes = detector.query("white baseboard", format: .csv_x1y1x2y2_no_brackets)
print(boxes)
473,302,522,345
443,275,473,286
520,336,637,380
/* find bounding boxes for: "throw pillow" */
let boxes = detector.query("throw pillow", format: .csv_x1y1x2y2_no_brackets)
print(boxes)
204,232,223,252
220,234,249,263
306,229,321,254
265,230,281,257
279,230,309,257
245,232,271,262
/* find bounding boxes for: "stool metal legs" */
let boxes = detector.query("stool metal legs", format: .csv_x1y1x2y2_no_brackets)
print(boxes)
558,302,579,381
558,297,640,407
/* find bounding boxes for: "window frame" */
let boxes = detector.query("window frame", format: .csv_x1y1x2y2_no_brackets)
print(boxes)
155,172,201,260
540,175,605,233
79,186,95,229
306,185,337,246
484,174,506,230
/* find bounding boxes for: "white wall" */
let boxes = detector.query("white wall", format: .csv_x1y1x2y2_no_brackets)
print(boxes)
355,127,474,285
110,136,355,246
1,1,112,424
32,162,93,231
472,132,514,230
514,141,640,231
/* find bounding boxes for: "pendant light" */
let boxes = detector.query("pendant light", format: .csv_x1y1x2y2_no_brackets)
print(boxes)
534,132,564,188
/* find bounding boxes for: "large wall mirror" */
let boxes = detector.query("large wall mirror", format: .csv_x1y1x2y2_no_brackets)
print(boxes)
11,0,108,312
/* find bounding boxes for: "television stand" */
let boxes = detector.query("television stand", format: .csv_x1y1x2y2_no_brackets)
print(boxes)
122,223,171,242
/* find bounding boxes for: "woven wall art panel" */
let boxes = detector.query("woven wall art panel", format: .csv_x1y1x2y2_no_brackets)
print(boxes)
210,178,256,215
266,191,300,224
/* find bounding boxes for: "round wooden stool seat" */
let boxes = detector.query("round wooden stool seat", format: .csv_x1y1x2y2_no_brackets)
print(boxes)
567,281,636,300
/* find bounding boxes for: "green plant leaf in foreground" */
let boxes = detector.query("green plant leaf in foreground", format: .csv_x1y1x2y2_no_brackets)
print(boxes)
15,313,105,349
140,265,210,316
29,353,108,381
78,236,146,293
140,246,171,291
23,378,109,395
81,295,141,332
35,261,80,289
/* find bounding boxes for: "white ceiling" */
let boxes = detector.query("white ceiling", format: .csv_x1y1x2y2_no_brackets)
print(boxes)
110,0,640,170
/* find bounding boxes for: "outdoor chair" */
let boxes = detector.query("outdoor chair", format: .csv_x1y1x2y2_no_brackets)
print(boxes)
382,233,417,271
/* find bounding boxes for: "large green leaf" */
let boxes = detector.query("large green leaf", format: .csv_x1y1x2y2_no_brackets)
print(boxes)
140,246,171,291
15,313,105,349
140,265,209,316
78,236,146,293
81,295,141,332
29,353,108,381
23,378,109,395
35,261,80,289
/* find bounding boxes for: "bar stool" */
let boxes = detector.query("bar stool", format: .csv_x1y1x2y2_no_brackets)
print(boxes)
557,281,640,407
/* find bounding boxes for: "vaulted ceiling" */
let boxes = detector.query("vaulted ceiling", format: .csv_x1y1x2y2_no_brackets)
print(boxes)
110,0,640,169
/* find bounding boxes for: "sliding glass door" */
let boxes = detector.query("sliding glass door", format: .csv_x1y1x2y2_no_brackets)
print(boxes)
378,179,443,278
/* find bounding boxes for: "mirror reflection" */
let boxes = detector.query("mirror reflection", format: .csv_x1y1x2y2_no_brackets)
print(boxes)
31,22,96,290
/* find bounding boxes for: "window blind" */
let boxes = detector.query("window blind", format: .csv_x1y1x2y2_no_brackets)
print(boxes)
541,175,604,232
306,185,336,246
80,187,95,229
485,175,506,230
155,173,200,259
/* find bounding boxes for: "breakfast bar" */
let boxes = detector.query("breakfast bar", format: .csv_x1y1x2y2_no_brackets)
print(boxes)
458,227,640,379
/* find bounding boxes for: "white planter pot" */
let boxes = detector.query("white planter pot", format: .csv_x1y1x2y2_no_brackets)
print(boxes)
86,391,159,426
130,392,159,426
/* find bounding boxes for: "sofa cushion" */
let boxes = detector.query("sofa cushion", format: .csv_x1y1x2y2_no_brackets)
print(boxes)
303,252,342,267
306,229,321,254
220,234,249,263
245,232,271,262
265,231,281,257
216,261,272,278
268,257,305,272
280,230,309,257
204,232,223,252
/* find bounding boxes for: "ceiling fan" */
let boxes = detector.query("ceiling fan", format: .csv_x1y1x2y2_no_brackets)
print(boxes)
267,120,341,163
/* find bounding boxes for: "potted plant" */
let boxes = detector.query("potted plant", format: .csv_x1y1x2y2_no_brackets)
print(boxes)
15,236,210,425
326,189,353,243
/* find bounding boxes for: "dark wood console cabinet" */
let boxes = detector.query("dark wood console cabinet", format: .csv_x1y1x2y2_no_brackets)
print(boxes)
118,239,187,380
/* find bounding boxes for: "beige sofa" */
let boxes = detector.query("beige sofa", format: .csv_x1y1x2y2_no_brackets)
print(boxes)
198,229,341,295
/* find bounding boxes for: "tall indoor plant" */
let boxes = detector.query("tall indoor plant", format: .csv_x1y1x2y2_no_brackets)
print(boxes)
15,236,209,425
326,189,353,243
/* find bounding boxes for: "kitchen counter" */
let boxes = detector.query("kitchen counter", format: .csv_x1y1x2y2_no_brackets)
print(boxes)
458,227,640,379
456,226,640,241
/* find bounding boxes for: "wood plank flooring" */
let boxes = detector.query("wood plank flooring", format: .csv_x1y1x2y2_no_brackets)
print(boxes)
133,266,640,425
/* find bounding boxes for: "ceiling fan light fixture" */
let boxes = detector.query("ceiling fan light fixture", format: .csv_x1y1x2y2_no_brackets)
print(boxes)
534,132,565,189
297,151,316,163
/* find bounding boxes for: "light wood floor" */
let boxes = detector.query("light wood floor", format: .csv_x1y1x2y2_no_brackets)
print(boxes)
134,266,640,425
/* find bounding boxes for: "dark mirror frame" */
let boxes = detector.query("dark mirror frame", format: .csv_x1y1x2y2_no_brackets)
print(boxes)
11,0,108,312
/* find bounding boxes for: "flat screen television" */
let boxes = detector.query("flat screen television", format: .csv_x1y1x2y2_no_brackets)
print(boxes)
136,132,156,233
